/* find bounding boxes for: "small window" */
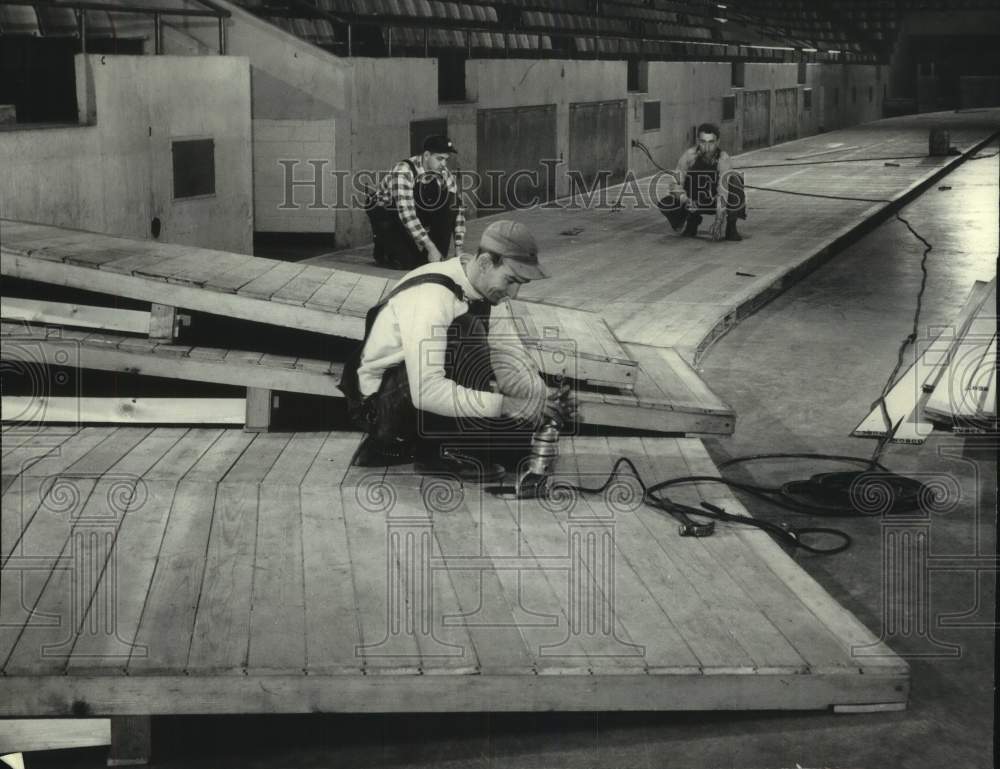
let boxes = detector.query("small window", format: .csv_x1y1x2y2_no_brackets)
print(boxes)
731,60,745,88
172,139,215,199
797,59,806,85
628,59,649,92
803,88,812,110
722,95,736,121
643,101,661,131
437,54,466,103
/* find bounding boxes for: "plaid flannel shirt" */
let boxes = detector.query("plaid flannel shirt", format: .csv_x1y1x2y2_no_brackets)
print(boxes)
375,156,466,252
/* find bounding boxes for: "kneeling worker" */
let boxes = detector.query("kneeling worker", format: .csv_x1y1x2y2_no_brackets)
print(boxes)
341,220,572,481
366,134,466,270
656,123,746,241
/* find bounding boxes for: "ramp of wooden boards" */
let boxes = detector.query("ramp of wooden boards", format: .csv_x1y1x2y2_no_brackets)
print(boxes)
0,322,732,435
1,427,907,715
1,220,635,389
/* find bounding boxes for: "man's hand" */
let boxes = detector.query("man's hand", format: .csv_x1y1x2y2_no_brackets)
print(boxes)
501,384,577,427
710,208,727,241
677,192,689,207
425,242,444,262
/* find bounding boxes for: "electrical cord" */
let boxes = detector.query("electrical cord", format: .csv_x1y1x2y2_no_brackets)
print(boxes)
617,136,959,551
566,456,854,555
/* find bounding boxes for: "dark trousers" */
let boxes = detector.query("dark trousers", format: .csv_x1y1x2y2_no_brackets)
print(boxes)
657,171,746,231
367,182,458,270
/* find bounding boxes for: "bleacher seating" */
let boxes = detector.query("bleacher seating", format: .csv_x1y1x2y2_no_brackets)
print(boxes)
0,0,884,63
0,4,146,42
0,4,41,36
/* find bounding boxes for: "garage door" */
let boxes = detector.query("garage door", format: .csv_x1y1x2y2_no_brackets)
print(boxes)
476,105,557,213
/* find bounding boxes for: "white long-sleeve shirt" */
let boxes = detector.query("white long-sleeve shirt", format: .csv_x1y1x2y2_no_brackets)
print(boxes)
356,257,543,420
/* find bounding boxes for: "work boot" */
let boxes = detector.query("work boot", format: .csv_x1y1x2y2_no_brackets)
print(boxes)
681,214,702,237
725,217,742,242
415,446,505,484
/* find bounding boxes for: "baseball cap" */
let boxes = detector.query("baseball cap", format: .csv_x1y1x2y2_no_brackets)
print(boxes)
423,134,457,154
479,220,548,280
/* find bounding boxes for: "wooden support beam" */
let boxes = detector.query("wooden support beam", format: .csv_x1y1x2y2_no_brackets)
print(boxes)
1,397,246,425
244,388,274,432
107,716,150,767
0,298,149,334
147,303,182,340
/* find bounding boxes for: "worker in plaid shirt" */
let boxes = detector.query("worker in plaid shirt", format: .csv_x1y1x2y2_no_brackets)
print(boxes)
367,134,467,270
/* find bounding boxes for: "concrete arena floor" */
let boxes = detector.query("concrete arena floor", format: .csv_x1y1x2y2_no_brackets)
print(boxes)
25,145,997,769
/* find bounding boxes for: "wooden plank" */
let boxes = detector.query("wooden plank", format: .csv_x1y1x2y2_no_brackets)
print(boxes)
555,437,709,672
0,667,911,715
64,440,188,674
967,334,996,392
221,432,289,486
300,433,364,674
574,436,760,670
303,268,363,313
425,478,537,675
186,434,289,672
127,431,254,674
236,261,307,301
338,462,423,673
920,280,992,393
142,429,222,483
124,483,217,674
625,343,732,414
244,389,272,433
381,471,477,674
0,298,150,334
2,428,155,674
924,286,997,423
338,275,389,318
447,477,587,675
0,327,344,399
202,257,281,294
673,439,908,677
133,249,241,285
97,250,169,277
492,480,647,674
852,354,927,438
3,252,366,341
574,395,734,435
1,397,246,425
626,436,812,672
1,430,112,663
184,477,258,673
148,303,178,340
1,429,79,478
248,479,307,673
0,718,110,753
181,430,255,484
270,265,337,306
261,432,327,486
505,301,638,388
61,242,149,270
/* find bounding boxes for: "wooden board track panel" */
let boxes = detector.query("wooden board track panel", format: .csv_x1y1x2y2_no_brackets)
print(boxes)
1,221,370,340
0,322,344,400
924,281,997,424
0,428,910,713
505,299,638,389
573,344,736,437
